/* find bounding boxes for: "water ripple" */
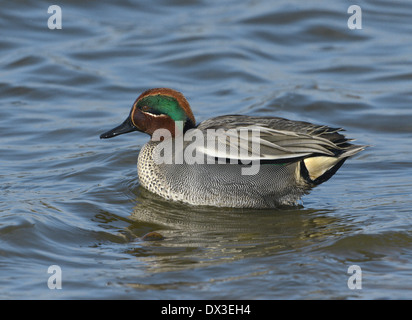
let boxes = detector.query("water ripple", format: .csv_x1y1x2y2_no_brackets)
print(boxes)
1,0,412,299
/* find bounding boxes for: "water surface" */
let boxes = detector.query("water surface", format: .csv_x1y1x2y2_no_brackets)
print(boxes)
1,0,412,299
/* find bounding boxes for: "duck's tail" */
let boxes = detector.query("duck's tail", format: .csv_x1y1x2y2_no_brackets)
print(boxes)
299,144,367,185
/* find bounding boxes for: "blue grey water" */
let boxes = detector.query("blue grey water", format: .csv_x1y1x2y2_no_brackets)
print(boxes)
1,0,411,299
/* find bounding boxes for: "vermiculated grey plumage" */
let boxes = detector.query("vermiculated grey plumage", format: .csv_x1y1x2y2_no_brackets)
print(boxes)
137,115,366,208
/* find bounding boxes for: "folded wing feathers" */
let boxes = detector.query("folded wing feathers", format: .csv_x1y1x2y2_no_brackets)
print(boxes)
199,124,353,161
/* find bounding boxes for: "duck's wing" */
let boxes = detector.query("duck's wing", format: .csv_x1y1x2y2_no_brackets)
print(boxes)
194,115,365,163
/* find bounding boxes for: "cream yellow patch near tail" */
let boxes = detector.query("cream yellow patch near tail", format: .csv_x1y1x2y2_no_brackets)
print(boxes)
303,156,342,181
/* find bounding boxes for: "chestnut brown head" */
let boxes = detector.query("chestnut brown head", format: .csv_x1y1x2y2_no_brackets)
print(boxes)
100,88,196,139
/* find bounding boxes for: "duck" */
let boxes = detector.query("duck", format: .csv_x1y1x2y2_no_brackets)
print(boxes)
100,88,366,208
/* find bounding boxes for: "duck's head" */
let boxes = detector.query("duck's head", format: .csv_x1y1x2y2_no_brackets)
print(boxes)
100,88,196,140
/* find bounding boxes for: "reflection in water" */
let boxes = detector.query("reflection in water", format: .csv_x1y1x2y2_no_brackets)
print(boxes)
122,186,351,273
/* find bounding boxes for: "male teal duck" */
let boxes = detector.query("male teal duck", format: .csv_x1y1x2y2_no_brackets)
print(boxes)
100,88,366,208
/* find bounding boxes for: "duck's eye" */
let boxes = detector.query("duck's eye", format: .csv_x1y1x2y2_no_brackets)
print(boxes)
141,105,150,112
